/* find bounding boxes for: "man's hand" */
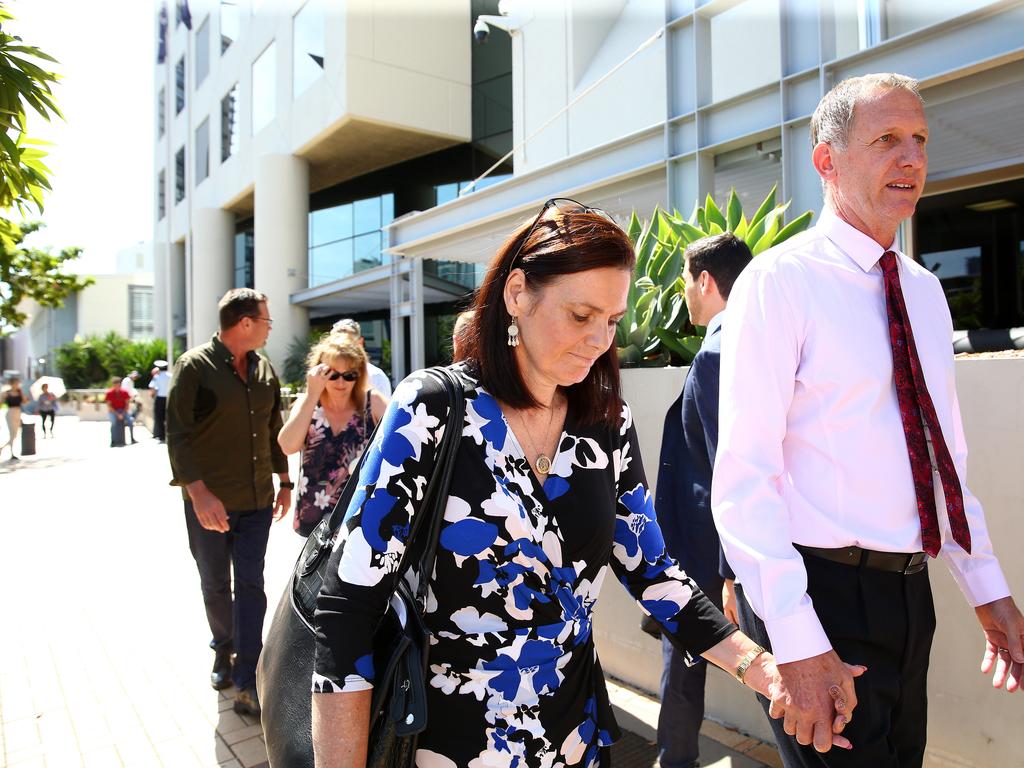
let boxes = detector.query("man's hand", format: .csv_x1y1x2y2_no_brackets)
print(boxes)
768,650,867,753
976,596,1024,692
722,579,739,625
189,484,229,532
273,488,292,522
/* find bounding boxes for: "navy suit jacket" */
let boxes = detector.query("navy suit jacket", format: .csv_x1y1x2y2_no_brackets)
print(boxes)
655,314,733,610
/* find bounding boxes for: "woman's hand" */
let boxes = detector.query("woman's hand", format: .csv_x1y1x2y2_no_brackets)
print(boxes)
307,363,331,400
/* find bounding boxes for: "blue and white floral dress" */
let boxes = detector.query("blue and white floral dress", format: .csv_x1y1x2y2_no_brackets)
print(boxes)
313,365,734,767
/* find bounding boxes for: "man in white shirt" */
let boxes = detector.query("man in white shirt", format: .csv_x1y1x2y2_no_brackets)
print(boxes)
331,318,392,397
713,73,1023,766
149,361,172,442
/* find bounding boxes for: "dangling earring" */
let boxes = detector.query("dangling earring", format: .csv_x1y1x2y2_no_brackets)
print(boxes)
507,316,520,347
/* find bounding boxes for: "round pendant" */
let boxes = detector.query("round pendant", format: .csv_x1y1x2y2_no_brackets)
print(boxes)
535,454,552,474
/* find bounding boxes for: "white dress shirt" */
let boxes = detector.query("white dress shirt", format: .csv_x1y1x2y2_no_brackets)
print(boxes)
712,208,1010,664
367,362,392,398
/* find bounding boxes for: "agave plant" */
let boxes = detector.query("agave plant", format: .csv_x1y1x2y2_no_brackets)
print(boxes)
616,185,813,367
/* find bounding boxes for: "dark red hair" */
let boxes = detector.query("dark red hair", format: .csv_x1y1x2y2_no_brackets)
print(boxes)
459,205,635,426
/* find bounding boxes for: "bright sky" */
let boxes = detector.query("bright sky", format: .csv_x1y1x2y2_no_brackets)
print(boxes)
7,0,154,274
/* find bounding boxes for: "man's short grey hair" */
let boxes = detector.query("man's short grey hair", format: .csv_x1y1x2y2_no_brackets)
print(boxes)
332,318,361,336
810,73,923,149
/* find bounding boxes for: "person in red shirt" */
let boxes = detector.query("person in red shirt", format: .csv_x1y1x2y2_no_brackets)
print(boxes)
104,377,136,446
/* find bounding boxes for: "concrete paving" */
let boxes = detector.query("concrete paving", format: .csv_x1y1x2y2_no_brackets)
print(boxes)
0,416,775,767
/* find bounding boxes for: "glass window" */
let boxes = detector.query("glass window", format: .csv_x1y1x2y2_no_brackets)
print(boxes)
157,169,166,220
709,0,781,103
293,0,325,98
157,87,166,138
129,286,155,339
435,183,458,206
353,197,381,235
175,146,186,203
175,56,186,114
195,16,210,87
234,231,254,288
310,240,354,285
311,203,353,247
195,118,210,184
221,83,239,162
220,1,239,54
306,194,395,286
252,42,276,134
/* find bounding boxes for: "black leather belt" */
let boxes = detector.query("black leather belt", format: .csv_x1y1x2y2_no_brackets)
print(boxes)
794,544,928,575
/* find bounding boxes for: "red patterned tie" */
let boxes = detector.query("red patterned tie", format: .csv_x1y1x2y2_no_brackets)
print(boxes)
879,251,971,557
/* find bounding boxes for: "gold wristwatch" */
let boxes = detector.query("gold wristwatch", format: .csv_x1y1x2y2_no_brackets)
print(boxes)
734,644,766,684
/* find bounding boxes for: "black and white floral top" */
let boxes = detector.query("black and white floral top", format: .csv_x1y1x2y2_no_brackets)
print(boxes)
314,365,733,768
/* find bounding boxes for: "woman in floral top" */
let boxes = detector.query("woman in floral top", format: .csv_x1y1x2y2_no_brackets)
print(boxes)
309,201,859,768
278,333,388,536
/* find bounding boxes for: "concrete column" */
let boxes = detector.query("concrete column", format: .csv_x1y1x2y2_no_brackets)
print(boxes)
153,243,168,342
190,208,236,347
255,154,309,372
169,241,187,354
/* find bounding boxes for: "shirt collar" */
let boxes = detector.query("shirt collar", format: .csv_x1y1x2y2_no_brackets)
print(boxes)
704,311,724,340
818,207,899,273
211,333,256,366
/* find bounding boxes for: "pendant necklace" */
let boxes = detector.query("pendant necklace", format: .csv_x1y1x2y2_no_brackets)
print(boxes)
515,403,557,475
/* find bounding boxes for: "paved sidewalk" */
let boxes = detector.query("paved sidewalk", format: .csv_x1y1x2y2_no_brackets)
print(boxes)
0,417,775,767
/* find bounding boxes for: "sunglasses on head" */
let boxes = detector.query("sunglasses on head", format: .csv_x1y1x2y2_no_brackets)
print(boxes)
327,369,360,382
508,197,615,270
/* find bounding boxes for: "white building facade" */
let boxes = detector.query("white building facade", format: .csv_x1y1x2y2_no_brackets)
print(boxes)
153,0,513,379
389,0,1024,343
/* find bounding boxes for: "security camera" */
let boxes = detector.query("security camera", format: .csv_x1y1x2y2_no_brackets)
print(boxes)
473,17,490,44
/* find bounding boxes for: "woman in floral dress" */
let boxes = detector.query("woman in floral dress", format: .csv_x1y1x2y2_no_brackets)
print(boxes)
278,333,389,536
311,201,855,767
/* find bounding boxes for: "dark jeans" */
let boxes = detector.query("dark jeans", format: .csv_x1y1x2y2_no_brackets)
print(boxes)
153,396,167,441
39,412,55,433
184,501,273,690
736,553,935,768
658,636,706,768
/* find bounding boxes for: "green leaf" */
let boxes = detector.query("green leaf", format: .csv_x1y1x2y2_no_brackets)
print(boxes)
733,213,748,240
771,210,814,246
752,211,782,255
726,188,742,232
704,194,727,230
748,184,778,229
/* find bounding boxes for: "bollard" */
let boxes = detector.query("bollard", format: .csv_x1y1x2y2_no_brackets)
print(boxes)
20,415,37,456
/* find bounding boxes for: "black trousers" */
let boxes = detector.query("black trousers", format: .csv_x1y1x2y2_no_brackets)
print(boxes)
183,501,273,690
736,553,935,768
153,396,167,441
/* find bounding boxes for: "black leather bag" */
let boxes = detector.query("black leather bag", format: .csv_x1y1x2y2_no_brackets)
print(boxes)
257,367,466,768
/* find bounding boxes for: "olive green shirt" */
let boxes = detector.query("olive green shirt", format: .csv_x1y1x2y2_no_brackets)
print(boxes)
167,335,288,511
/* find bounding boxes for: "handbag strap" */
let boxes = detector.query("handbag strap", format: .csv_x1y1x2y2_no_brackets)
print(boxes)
390,366,466,607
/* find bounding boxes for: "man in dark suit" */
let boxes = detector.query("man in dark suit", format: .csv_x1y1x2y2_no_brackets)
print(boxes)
655,232,753,768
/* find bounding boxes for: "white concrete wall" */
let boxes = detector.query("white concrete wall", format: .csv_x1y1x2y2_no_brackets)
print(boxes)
599,360,1024,765
515,0,666,174
76,274,154,339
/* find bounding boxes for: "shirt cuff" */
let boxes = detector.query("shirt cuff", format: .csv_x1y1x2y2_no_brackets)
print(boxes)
763,608,832,664
946,557,1011,607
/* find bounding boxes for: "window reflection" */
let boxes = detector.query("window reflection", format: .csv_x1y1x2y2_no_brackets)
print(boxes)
307,194,394,286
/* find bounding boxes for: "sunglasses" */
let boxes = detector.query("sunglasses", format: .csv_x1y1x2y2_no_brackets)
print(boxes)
327,369,360,382
508,197,616,271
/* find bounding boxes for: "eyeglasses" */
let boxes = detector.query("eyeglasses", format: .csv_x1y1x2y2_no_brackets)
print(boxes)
249,315,273,326
327,369,360,382
508,197,616,271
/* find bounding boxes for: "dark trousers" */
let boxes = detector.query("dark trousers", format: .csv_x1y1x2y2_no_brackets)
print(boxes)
184,501,273,690
153,396,167,441
658,637,706,768
735,553,936,768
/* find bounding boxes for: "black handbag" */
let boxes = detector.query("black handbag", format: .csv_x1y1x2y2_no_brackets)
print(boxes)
257,366,466,768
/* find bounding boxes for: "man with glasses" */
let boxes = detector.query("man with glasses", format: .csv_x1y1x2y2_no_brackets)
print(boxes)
167,288,293,716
